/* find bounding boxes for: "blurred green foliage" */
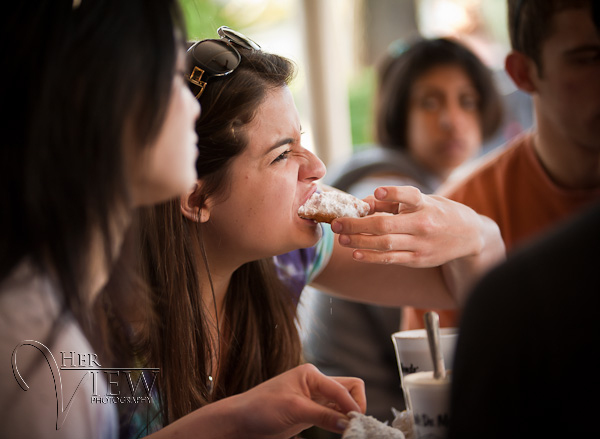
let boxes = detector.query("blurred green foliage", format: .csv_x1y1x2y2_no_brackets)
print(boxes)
179,0,375,151
347,66,376,149
179,0,241,40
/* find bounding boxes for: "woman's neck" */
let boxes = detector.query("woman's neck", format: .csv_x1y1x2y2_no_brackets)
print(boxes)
84,208,131,303
194,223,249,321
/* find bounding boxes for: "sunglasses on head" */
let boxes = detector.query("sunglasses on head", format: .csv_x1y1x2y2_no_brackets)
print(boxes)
186,26,261,99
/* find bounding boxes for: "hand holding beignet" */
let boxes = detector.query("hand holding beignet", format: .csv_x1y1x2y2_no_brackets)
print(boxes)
298,191,370,224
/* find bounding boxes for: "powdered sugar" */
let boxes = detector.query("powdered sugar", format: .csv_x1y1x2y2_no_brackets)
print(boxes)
298,191,370,221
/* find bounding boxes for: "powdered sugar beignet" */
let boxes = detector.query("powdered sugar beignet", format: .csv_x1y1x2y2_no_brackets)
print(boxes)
298,191,370,223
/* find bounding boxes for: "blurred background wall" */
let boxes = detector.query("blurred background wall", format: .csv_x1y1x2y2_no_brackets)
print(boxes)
180,0,529,168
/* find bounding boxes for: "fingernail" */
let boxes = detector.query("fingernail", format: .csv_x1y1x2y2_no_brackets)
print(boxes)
336,418,349,431
331,221,342,233
375,187,387,199
339,235,350,245
353,251,364,260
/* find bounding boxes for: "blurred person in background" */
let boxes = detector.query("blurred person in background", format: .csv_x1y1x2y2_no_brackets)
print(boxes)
404,0,600,332
302,37,503,430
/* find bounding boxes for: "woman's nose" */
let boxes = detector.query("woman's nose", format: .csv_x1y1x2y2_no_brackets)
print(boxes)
439,107,454,130
439,101,466,132
300,148,326,181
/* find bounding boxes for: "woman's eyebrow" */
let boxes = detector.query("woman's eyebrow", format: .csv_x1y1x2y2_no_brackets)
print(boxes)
412,86,444,94
265,137,294,155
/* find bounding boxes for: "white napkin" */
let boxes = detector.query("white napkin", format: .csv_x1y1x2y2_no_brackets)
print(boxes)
341,412,405,439
391,408,414,439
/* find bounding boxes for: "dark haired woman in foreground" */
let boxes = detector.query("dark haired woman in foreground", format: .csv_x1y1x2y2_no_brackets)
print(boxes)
0,3,365,439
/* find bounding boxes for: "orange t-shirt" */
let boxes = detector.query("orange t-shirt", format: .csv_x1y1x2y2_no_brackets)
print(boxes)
403,132,600,330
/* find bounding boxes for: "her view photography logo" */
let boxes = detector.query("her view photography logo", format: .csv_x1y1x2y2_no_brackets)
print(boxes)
11,340,159,430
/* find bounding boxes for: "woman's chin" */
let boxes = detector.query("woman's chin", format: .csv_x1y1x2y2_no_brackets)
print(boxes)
301,224,323,247
285,224,323,253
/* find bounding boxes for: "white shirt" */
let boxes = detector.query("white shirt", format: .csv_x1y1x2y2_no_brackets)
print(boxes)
0,261,118,439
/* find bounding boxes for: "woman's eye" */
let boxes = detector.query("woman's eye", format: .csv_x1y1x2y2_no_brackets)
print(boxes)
420,96,440,110
272,150,292,164
460,95,479,111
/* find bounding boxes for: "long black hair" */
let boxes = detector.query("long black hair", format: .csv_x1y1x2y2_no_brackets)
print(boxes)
1,0,186,318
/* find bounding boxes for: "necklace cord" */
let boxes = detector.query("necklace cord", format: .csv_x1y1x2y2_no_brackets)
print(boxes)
199,224,220,394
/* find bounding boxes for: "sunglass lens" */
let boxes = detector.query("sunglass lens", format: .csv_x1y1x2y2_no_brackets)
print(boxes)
189,39,240,75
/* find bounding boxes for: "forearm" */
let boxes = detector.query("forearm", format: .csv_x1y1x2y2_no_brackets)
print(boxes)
312,211,504,308
441,214,505,305
145,364,365,439
312,240,457,309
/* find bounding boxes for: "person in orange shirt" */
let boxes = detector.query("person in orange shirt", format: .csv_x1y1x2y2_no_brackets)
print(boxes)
404,0,600,330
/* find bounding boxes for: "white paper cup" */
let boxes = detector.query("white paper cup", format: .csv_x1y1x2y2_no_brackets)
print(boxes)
403,371,451,439
391,328,458,378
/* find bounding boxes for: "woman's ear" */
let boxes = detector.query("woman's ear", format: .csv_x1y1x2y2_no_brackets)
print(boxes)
180,182,212,223
505,51,538,93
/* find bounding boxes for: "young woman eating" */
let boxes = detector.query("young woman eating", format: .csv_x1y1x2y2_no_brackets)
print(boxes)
119,26,505,437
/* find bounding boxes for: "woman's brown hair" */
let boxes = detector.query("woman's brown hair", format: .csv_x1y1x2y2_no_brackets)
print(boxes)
135,48,303,424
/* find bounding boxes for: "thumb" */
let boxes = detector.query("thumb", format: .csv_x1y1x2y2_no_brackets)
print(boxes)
302,402,353,434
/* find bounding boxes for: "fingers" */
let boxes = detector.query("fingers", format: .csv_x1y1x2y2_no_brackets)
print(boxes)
329,377,367,414
335,228,442,266
361,195,378,214
339,233,439,267
311,405,354,434
360,186,423,215
290,399,353,434
369,199,400,214
338,229,414,250
333,186,425,234
374,186,423,208
332,213,399,236
305,367,364,416
299,372,365,434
